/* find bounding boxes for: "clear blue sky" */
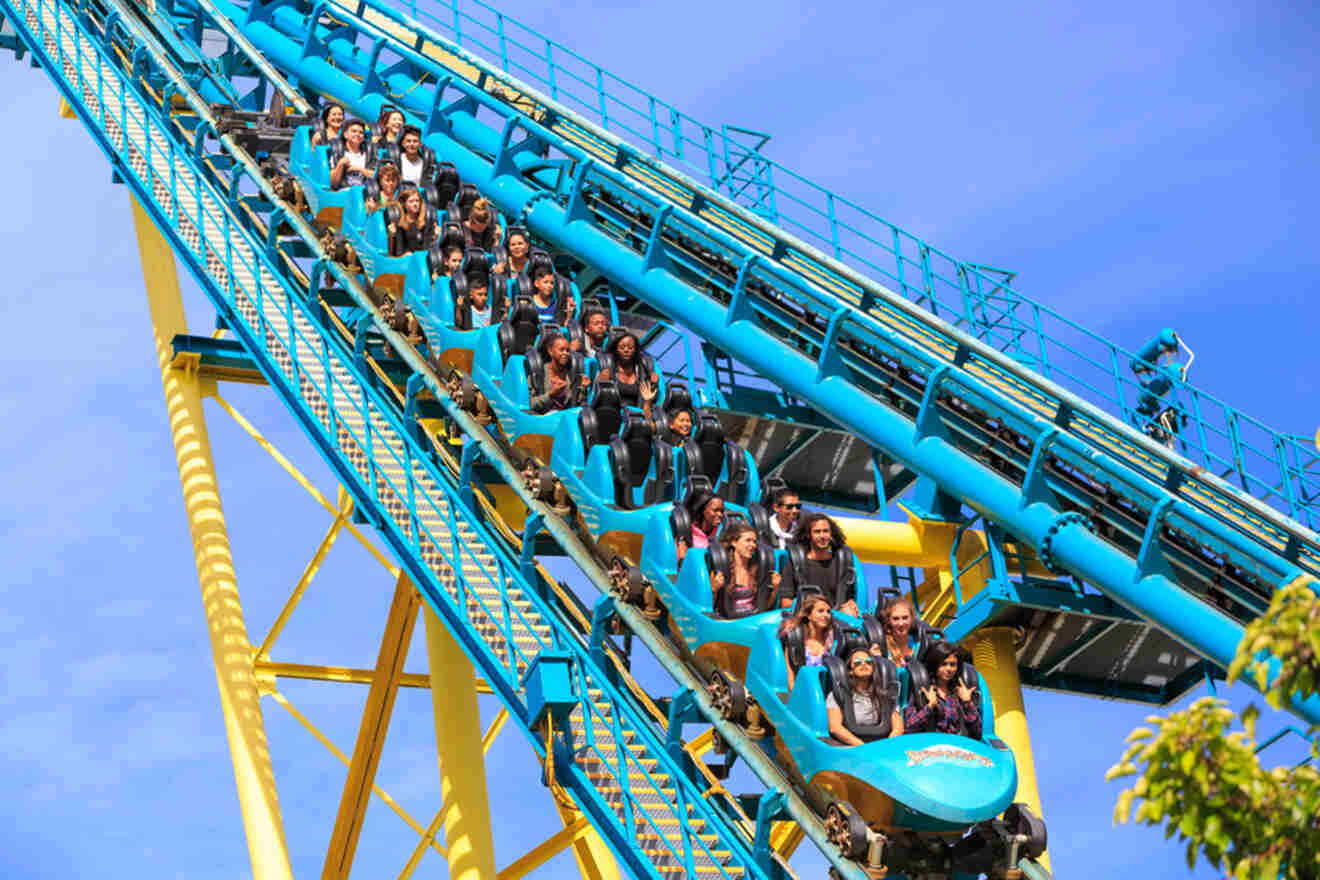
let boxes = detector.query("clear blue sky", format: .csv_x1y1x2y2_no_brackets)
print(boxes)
1,0,1316,877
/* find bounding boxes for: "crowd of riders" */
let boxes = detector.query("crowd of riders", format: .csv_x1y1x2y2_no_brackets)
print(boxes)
310,100,986,753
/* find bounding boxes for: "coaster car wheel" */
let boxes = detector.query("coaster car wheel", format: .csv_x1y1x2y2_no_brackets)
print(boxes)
709,670,746,722
825,801,868,860
1004,803,1047,860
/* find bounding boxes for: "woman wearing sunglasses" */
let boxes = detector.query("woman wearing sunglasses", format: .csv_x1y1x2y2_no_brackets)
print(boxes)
826,648,903,745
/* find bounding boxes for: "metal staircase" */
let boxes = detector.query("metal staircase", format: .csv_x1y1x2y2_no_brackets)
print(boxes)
0,1,813,874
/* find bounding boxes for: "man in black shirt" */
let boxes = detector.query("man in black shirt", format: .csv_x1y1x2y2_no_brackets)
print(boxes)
778,512,859,616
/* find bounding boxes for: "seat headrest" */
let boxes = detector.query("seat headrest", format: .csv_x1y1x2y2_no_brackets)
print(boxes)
439,221,465,253
526,249,555,277
508,295,539,324
681,475,715,512
746,502,773,544
462,248,491,276
537,323,566,356
618,411,654,444
592,380,622,410
695,410,725,441
662,382,692,414
455,182,480,215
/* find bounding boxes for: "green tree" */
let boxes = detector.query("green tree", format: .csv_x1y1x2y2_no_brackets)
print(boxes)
1107,581,1320,878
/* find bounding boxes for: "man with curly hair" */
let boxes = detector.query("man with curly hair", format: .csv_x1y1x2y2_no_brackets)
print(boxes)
778,512,860,616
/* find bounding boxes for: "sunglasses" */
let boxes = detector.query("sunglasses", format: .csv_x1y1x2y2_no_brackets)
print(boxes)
850,658,874,668
778,502,801,510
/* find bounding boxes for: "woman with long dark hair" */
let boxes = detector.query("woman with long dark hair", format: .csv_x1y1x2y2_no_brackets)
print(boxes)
779,592,836,692
374,106,405,154
675,489,724,567
596,332,658,416
708,522,780,618
903,640,981,738
311,102,344,146
826,648,903,745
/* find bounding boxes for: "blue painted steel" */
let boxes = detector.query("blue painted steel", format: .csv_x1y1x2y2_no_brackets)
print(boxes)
523,650,575,727
219,0,1320,726
0,2,777,874
330,0,1315,529
645,545,1014,831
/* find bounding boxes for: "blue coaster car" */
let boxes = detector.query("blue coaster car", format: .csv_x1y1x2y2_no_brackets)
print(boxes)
744,629,1016,828
290,128,363,231
550,404,705,561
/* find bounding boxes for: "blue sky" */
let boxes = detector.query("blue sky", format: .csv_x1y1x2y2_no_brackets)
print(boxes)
1,0,1317,878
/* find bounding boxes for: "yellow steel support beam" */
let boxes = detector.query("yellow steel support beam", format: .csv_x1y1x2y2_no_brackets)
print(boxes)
552,802,621,880
771,822,806,858
254,660,493,693
212,393,400,577
256,485,353,661
970,627,1050,870
269,691,447,858
132,197,294,880
425,608,498,879
833,515,958,567
481,707,509,754
496,816,593,880
59,97,76,118
323,574,422,880
397,805,451,880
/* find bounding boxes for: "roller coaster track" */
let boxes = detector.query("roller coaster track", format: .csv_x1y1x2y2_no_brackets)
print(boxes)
0,0,870,875
175,0,1319,720
1,0,1315,874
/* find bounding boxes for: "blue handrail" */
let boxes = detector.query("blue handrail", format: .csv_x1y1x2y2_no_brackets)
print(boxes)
376,0,1318,529
1,0,769,873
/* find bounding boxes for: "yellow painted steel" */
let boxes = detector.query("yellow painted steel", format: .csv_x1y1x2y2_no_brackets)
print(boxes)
481,707,510,754
834,515,959,567
551,802,620,880
212,393,401,577
254,660,493,693
59,97,76,118
398,805,451,879
424,608,499,879
269,692,447,858
485,482,532,532
132,197,294,880
256,486,353,661
323,575,422,880
970,627,1050,870
497,815,596,880
770,822,805,858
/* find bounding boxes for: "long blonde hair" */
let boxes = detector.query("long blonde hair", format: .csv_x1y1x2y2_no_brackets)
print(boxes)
881,595,917,656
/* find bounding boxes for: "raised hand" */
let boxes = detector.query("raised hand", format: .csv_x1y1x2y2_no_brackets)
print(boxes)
956,682,976,704
922,685,938,705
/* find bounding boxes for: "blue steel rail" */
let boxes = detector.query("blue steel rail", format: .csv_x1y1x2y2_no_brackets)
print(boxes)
354,0,1315,529
0,1,821,876
217,0,1320,725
